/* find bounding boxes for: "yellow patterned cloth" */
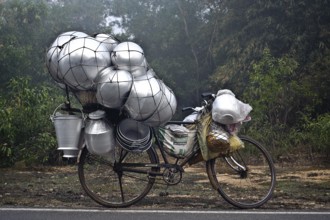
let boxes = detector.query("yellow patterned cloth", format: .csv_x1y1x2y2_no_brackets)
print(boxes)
197,112,244,161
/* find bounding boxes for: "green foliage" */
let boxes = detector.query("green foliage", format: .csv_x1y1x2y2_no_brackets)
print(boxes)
303,113,330,154
0,0,48,84
109,0,217,106
244,48,300,126
243,48,328,157
0,77,62,167
0,0,329,165
0,0,111,87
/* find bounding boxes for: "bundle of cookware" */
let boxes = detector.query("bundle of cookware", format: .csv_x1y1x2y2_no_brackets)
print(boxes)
47,31,177,158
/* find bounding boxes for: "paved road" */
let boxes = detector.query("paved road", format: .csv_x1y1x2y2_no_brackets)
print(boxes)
0,208,329,220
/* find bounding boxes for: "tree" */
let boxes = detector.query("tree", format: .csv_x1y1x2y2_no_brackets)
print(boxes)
108,0,220,108
209,0,330,99
244,48,301,126
0,0,111,88
0,0,48,84
0,77,62,167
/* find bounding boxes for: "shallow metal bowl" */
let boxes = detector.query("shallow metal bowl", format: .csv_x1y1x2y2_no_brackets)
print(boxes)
117,118,150,141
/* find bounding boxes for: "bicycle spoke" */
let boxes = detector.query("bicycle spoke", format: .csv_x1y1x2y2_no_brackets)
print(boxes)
206,136,276,208
117,172,125,203
78,147,159,208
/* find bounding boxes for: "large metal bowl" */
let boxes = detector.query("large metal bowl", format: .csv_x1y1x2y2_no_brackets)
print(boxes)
130,58,148,78
111,42,145,72
95,33,119,53
58,37,111,90
96,67,133,109
124,74,162,120
143,80,177,127
46,31,89,83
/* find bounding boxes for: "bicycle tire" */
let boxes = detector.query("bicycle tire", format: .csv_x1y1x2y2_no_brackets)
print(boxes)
78,146,159,208
206,135,276,209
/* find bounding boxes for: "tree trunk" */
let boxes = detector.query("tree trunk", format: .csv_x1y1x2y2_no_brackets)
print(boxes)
176,0,200,102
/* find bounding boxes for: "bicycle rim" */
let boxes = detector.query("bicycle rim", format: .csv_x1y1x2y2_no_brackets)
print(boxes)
206,135,276,209
78,146,159,208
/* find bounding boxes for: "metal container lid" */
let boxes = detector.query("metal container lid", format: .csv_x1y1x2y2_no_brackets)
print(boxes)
88,110,106,120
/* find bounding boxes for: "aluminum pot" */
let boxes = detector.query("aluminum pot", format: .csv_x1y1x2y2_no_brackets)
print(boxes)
130,58,148,78
143,80,177,127
58,37,111,90
96,67,133,109
46,31,89,83
95,33,119,53
124,74,162,121
84,110,115,156
111,42,145,72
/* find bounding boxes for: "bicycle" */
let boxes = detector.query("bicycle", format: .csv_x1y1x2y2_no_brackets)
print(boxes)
68,92,276,209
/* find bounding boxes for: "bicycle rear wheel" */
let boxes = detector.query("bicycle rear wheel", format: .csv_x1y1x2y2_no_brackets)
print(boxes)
206,135,276,209
78,146,159,208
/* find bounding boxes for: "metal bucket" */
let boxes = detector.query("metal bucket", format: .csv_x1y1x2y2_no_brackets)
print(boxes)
62,149,80,158
51,104,83,152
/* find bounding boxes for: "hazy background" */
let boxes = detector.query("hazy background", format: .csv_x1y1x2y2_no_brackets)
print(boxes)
0,0,329,167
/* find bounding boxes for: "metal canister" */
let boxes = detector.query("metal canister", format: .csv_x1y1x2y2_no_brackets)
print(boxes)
84,110,115,157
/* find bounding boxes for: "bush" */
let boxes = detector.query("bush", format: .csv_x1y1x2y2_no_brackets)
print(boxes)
0,77,63,167
304,113,330,155
242,121,304,159
242,48,327,160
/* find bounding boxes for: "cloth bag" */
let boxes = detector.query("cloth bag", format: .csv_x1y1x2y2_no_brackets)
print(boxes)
159,124,198,158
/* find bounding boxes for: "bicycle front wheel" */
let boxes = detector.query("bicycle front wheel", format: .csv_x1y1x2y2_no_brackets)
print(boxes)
78,146,159,208
206,135,276,209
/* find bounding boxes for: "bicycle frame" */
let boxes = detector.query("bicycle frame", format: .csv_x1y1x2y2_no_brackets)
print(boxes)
113,120,201,178
75,92,276,209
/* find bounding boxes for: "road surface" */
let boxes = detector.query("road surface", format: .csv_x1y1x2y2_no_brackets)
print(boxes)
0,208,329,220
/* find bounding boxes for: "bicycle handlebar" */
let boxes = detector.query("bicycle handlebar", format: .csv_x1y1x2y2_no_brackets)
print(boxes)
182,107,194,112
181,92,215,113
201,92,215,100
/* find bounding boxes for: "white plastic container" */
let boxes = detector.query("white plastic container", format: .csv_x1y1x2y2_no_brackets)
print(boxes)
212,90,252,125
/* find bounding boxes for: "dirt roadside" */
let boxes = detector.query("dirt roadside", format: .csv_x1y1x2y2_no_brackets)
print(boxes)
0,161,329,210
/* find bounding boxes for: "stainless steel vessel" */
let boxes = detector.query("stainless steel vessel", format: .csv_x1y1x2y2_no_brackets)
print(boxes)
84,110,115,157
